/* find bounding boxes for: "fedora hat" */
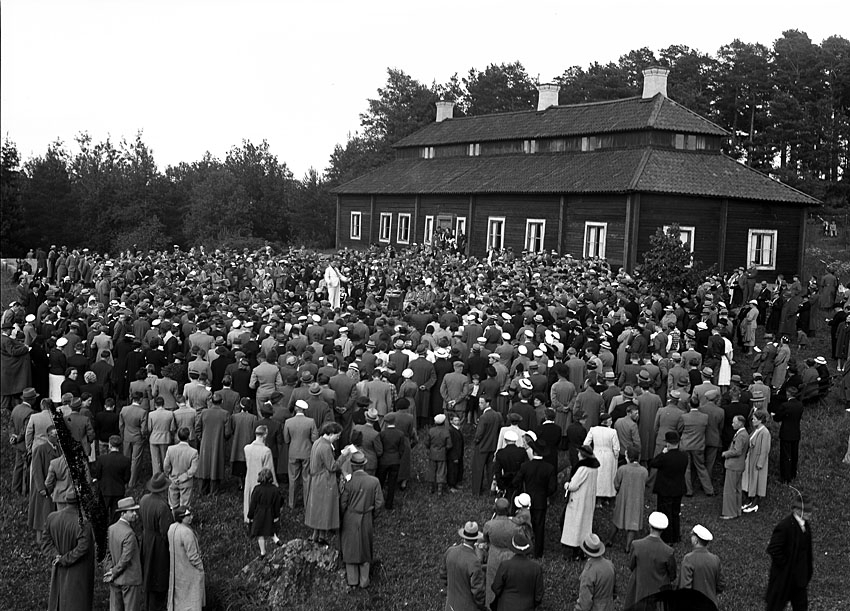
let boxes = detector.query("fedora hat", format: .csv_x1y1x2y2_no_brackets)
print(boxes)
458,521,480,541
580,533,606,557
115,496,140,513
511,534,532,555
21,387,38,401
365,408,379,422
147,473,169,493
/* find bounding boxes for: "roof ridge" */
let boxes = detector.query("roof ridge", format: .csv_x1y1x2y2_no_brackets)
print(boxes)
628,148,653,190
719,154,822,204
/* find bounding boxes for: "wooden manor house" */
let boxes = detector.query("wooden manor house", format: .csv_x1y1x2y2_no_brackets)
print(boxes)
333,67,819,276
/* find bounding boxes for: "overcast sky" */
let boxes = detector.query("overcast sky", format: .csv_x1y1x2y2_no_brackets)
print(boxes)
1,0,846,178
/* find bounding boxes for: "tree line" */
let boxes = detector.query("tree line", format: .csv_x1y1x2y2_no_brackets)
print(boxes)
2,29,848,256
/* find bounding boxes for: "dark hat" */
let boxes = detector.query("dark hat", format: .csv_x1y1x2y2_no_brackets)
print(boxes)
578,444,594,457
21,387,38,401
109,434,122,446
665,431,680,444
147,473,169,493
300,371,314,382
511,534,532,555
458,521,480,541
172,506,192,521
65,488,80,504
383,412,397,425
260,402,274,416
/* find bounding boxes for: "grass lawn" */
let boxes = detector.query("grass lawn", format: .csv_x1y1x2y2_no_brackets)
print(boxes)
2,272,849,611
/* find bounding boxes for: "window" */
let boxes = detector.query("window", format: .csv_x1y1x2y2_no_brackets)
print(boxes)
378,213,392,243
581,136,597,152
349,211,361,240
748,229,778,270
487,217,505,250
421,146,435,159
523,139,538,154
525,219,546,253
423,215,434,245
663,225,695,253
397,213,411,244
674,134,707,150
583,222,607,258
467,143,480,156
456,216,467,238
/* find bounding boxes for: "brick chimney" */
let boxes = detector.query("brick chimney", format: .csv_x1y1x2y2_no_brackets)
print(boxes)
642,67,670,99
436,100,454,122
537,83,560,111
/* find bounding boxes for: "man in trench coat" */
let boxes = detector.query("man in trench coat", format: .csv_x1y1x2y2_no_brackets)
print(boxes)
340,452,384,588
42,488,95,611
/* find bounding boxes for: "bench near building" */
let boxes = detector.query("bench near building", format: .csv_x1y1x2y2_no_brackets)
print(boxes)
333,68,819,276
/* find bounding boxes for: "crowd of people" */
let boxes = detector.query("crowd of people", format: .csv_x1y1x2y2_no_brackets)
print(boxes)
2,240,848,611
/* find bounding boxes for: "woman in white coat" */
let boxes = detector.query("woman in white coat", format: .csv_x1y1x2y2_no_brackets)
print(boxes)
167,507,205,611
583,412,619,502
560,445,599,560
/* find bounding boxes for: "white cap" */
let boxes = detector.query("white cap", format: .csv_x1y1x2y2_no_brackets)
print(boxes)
692,524,713,542
402,368,413,379
25,314,36,323
514,493,531,509
504,430,519,442
501,332,511,341
152,318,161,327
524,430,538,442
312,314,321,323
517,345,528,355
56,337,68,347
434,414,446,424
232,320,241,328
518,378,533,390
295,399,308,410
649,511,669,530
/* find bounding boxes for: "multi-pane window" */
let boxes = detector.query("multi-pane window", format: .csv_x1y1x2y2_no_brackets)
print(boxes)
456,216,467,237
378,213,392,243
748,229,778,270
350,212,361,240
487,217,505,250
423,215,434,245
525,219,546,253
584,222,607,258
467,143,480,156
397,213,411,244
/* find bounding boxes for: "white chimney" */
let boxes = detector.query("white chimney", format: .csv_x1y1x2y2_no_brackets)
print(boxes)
436,100,454,122
642,67,670,99
537,83,560,111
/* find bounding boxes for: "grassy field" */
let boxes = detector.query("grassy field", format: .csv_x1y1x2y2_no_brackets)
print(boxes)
2,269,849,611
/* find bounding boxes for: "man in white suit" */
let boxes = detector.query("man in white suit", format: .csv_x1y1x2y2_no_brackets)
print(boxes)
324,259,348,310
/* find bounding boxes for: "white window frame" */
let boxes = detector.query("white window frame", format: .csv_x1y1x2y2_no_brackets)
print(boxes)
583,221,607,258
467,143,480,156
378,212,392,243
421,146,435,159
350,211,362,240
663,225,695,262
423,215,434,245
523,139,538,154
748,229,778,270
487,216,505,251
455,216,467,238
397,213,411,245
525,219,546,253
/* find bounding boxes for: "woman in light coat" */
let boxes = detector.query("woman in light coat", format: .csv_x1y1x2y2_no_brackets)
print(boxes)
560,445,599,559
167,507,205,611
583,413,619,501
742,410,771,513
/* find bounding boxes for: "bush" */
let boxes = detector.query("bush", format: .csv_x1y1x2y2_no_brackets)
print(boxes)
637,225,715,295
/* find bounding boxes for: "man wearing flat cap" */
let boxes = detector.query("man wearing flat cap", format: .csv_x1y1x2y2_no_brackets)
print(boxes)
680,524,724,607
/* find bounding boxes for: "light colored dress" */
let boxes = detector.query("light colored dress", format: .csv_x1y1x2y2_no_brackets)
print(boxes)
718,337,733,386
584,426,620,497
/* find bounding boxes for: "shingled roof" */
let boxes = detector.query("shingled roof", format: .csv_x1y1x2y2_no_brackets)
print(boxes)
393,94,728,148
333,148,820,205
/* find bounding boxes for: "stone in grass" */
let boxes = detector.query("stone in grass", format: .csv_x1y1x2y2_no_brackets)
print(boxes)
240,538,349,607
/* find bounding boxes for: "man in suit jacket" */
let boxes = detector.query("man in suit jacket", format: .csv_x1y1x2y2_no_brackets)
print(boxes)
447,415,464,491
720,415,749,519
283,400,318,509
765,494,814,611
653,392,685,457
680,524,724,607
440,361,471,422
250,352,283,410
494,431,528,505
649,431,688,544
119,391,148,489
147,396,176,476
10,387,36,495
770,386,804,484
624,512,677,608
163,427,199,508
425,415,454,495
534,408,562,472
471,402,503,495
376,413,408,510
105,497,143,610
351,410,384,475
680,398,714,496
91,435,132,522
439,522,486,611
490,533,544,610
65,397,95,460
512,443,557,558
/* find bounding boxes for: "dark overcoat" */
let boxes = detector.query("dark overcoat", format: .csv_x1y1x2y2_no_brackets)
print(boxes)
42,506,96,611
339,470,384,563
139,492,173,594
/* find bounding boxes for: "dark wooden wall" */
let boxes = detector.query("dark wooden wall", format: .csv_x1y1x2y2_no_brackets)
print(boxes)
637,194,722,267
563,195,628,267
337,196,371,249
725,200,803,277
